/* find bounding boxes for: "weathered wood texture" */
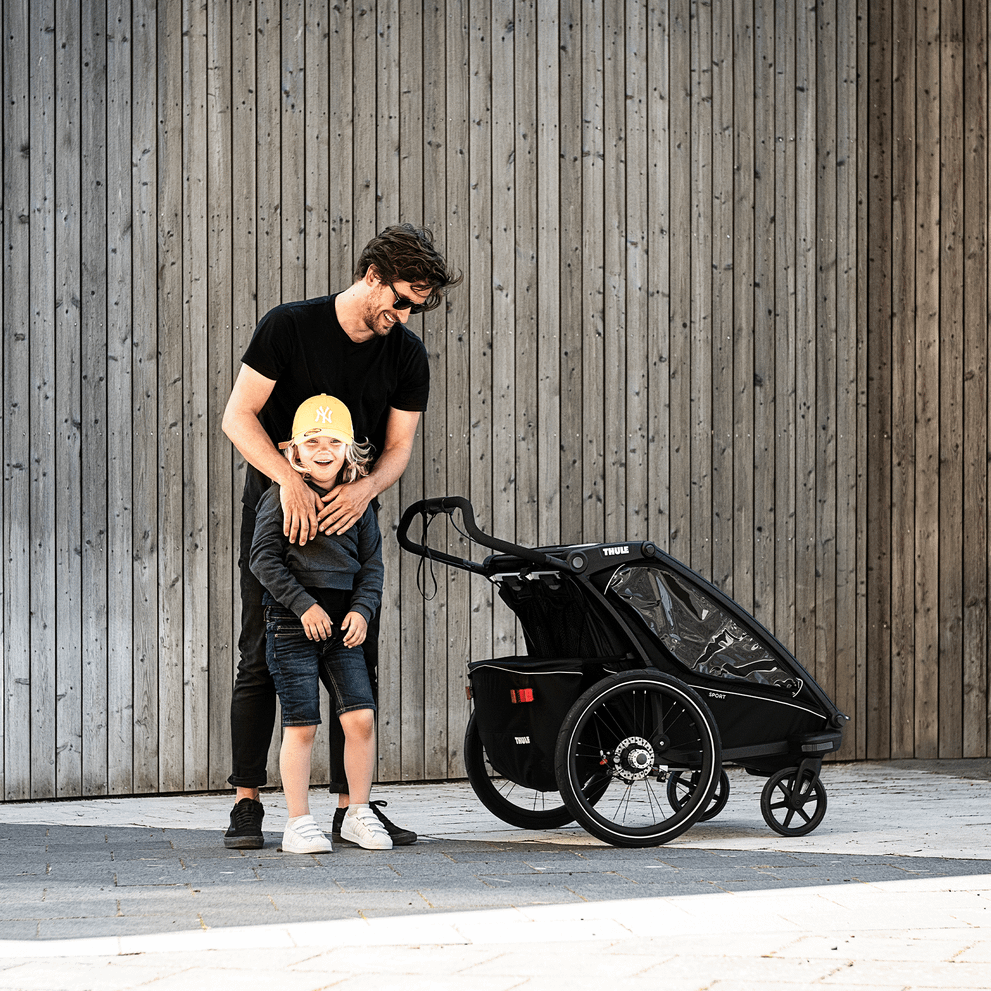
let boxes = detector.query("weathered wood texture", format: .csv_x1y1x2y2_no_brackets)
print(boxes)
2,0,987,800
868,0,990,761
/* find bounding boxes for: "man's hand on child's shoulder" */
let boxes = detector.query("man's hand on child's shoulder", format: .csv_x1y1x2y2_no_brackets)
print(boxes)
318,477,375,536
341,611,367,648
281,474,323,546
301,603,333,640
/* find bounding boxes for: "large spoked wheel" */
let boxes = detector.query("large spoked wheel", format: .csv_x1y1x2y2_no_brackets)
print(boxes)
667,768,731,822
554,671,722,847
463,712,576,829
759,766,828,836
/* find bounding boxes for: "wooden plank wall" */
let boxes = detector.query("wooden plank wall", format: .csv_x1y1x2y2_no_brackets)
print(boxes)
869,0,990,760
0,0,985,802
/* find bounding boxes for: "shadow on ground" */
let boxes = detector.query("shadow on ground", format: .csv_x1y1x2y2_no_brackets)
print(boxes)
3,822,990,941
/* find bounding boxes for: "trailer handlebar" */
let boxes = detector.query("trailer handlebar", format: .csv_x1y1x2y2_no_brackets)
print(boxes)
396,496,573,574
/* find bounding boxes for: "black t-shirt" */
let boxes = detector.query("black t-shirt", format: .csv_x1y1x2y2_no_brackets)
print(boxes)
240,293,430,508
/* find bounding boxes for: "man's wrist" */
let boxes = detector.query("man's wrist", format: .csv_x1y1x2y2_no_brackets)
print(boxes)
357,473,381,500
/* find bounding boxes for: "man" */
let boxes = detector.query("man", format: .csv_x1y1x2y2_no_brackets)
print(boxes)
222,224,461,849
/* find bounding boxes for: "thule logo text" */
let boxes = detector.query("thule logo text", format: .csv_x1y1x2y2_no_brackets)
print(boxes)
602,546,629,557
515,736,531,745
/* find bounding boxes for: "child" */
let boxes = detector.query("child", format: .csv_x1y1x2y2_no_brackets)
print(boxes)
249,394,391,852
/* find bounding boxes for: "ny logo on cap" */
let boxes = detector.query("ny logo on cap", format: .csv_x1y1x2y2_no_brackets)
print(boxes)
314,406,334,424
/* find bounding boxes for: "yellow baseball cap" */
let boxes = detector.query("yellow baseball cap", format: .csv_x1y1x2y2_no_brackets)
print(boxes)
279,394,355,449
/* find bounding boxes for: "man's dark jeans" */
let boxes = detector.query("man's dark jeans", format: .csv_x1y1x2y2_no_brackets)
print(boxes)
229,502,378,791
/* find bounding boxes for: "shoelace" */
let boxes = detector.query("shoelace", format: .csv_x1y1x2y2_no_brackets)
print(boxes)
368,800,398,830
231,801,261,829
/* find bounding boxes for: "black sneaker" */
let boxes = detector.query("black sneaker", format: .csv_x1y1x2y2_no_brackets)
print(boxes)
224,797,265,849
333,800,416,845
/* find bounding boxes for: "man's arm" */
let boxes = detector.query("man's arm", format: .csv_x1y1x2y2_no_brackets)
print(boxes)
222,363,323,545
320,407,421,535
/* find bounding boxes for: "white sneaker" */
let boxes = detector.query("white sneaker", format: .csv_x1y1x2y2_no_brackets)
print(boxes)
280,814,333,854
340,804,393,850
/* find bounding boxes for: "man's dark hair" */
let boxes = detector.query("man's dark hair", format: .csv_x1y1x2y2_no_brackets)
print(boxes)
354,224,463,312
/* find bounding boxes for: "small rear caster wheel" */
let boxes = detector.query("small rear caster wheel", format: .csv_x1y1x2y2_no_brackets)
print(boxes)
760,766,827,836
667,768,730,822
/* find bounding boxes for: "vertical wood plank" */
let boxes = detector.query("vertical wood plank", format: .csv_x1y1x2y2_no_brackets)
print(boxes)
351,3,376,252
602,0,626,543
207,0,235,790
855,0,869,759
467,0,494,682
30,0,58,799
581,0,605,541
182,0,209,791
732,0,755,611
281,0,305,306
423,0,450,780
515,0,539,551
753,0,776,629
962,0,987,758
889,0,916,758
107,0,134,793
835,0,863,750
305,0,330,299
3,0,31,801
866,0,892,759
773,0,797,654
537,0,561,547
668,0,691,562
131,0,160,792
689,0,713,578
81,0,108,796
1,0,7,800
914,0,940,759
559,0,583,545
54,0,83,797
938,0,964,759
256,0,282,320
157,0,185,791
794,0,817,679
328,0,353,289
444,0,471,777
647,1,671,545
710,0,734,592
490,1,516,655
625,0,648,539
815,0,837,704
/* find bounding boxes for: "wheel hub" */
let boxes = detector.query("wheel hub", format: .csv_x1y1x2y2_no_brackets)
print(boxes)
612,736,655,782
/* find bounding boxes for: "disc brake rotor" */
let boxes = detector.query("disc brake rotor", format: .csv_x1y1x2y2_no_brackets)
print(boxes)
611,735,656,782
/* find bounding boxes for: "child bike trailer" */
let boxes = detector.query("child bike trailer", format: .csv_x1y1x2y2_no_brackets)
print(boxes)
397,497,848,848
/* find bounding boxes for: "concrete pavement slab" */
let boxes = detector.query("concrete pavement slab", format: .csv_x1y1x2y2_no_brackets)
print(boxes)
0,760,989,989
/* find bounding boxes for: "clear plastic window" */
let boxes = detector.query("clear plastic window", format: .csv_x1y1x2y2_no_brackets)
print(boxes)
609,565,797,689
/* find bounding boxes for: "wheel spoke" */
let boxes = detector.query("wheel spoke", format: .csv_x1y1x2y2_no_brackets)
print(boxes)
557,672,720,846
465,713,575,830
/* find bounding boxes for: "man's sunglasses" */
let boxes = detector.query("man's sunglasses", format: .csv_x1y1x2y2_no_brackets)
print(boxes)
386,280,428,315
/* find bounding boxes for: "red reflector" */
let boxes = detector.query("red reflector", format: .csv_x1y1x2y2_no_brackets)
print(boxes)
510,688,534,704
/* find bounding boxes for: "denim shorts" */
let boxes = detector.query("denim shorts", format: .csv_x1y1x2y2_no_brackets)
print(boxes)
264,602,376,727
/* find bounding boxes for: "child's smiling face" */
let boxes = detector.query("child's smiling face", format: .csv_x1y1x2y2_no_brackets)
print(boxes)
296,434,346,486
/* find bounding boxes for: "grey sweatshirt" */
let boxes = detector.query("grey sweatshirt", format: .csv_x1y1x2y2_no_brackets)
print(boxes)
249,481,383,623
